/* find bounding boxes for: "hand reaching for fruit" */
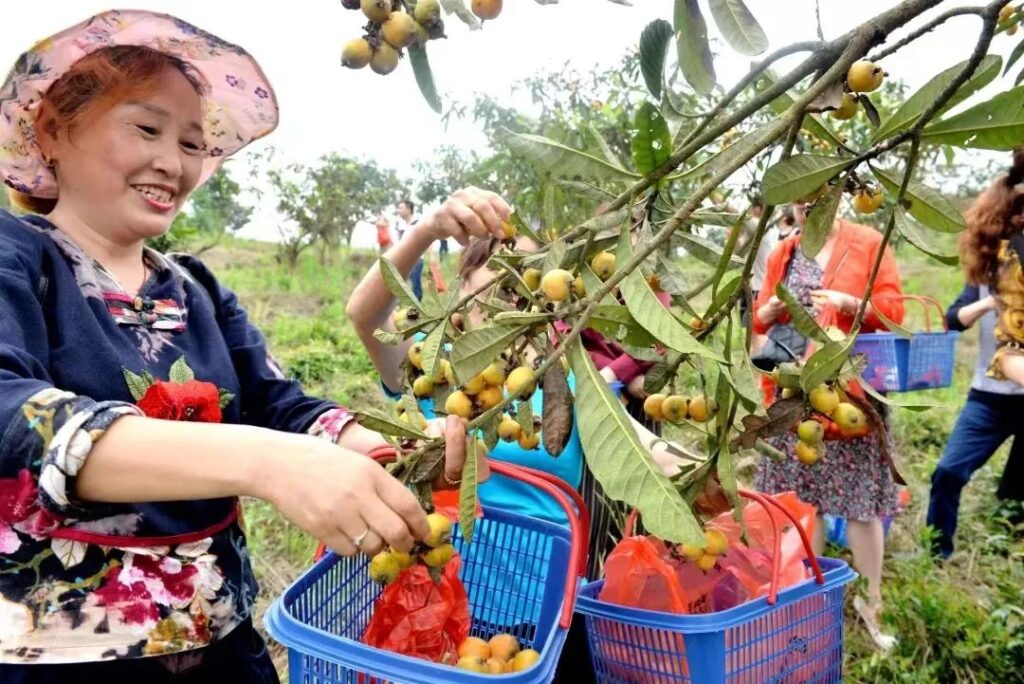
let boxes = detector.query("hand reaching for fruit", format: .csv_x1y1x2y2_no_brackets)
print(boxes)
810,289,859,316
418,186,512,246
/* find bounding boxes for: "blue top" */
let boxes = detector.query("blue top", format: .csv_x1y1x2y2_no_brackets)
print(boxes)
0,211,341,664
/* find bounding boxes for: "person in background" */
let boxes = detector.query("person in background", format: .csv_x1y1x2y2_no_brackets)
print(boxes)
753,214,905,652
926,284,1024,558
396,199,424,300
748,204,800,352
376,211,393,254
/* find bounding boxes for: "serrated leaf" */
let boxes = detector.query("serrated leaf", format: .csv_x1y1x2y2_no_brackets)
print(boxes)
894,208,959,266
450,326,523,384
734,395,805,449
640,19,674,99
800,338,855,392
872,165,965,233
168,356,195,383
621,263,722,361
459,438,478,544
440,0,480,29
922,85,1024,151
507,132,641,183
408,44,442,114
874,55,1002,143
674,0,716,95
408,447,445,484
122,369,150,401
420,322,447,379
570,343,702,544
357,407,427,439
708,0,767,56
631,103,672,176
801,179,843,258
379,257,420,310
775,283,829,344
761,154,849,205
50,538,87,570
655,253,691,297
644,362,673,394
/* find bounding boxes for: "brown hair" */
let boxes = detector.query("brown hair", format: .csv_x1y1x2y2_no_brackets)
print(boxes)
458,237,500,279
9,45,207,214
960,147,1024,285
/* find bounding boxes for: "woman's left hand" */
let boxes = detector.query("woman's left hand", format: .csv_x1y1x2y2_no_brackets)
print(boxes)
425,415,491,490
811,289,858,315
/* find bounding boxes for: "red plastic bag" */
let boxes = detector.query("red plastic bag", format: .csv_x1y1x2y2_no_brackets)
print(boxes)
361,555,471,665
599,536,687,614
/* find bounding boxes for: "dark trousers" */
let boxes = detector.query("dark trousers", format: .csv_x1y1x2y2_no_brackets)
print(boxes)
552,612,595,683
0,619,278,684
926,390,1024,557
409,258,424,300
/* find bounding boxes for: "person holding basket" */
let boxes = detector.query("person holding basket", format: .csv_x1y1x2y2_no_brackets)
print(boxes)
752,209,905,651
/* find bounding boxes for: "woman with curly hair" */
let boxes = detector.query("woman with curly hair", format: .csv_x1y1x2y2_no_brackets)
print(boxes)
927,148,1024,559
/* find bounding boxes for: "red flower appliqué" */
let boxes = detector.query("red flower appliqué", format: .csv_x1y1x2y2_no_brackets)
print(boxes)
137,380,223,423
0,469,38,525
94,555,201,626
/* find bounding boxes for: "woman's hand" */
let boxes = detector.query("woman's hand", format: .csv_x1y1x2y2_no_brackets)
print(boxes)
418,187,512,245
626,374,647,399
757,295,788,325
811,289,858,315
424,415,491,490
259,433,431,558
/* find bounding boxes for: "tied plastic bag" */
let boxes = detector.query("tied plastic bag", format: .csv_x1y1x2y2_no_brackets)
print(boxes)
361,555,471,665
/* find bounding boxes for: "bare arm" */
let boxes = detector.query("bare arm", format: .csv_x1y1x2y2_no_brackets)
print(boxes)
957,295,996,329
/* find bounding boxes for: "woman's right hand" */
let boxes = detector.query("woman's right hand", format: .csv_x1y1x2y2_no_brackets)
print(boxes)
419,186,511,245
757,295,787,325
258,434,429,557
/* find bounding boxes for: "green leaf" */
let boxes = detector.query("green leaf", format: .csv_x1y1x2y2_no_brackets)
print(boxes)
894,208,960,267
507,211,543,245
708,0,768,56
459,438,478,544
450,325,523,384
589,305,659,348
570,343,703,545
872,298,912,339
420,321,447,379
122,369,150,401
873,55,1001,143
621,266,722,361
676,231,744,270
801,179,843,258
720,351,762,411
859,381,936,412
506,132,641,183
631,102,672,176
800,338,855,392
168,356,195,383
542,240,568,274
1006,40,1024,75
708,272,741,316
356,407,427,439
871,165,965,233
516,398,534,437
775,283,829,344
588,124,625,168
674,0,716,95
379,257,420,310
679,122,784,182
761,155,849,205
407,44,442,114
493,311,551,325
580,264,616,307
922,85,1024,151
640,19,674,99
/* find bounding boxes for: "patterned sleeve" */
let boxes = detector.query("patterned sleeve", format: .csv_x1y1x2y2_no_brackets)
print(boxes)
0,250,140,527
306,407,357,443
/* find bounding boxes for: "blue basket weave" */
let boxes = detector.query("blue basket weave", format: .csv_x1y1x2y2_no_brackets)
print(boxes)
575,557,855,684
853,331,958,392
265,507,574,684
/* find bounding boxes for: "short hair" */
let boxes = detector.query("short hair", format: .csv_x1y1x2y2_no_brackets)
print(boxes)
399,199,415,213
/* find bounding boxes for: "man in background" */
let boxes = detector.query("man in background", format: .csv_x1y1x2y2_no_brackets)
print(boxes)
397,199,424,300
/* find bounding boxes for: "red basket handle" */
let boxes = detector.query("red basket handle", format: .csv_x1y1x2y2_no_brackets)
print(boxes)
623,488,824,605
870,294,947,332
313,446,587,630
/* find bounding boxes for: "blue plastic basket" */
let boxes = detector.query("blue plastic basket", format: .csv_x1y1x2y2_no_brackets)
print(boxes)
266,504,578,684
576,557,856,684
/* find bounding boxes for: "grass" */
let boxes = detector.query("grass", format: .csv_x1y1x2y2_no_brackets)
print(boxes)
205,235,1022,682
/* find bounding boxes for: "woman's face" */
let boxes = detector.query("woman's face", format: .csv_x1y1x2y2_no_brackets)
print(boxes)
459,237,539,329
45,66,204,244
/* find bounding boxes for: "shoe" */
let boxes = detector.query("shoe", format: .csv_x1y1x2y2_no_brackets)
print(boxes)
853,595,897,652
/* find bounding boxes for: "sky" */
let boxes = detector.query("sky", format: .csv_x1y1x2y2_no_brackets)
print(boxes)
2,1,1016,247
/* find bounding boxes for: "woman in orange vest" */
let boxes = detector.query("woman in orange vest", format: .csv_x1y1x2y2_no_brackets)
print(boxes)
753,208,905,651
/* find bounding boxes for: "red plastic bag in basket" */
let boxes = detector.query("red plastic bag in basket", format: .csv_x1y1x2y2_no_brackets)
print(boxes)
361,555,471,665
598,536,687,614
